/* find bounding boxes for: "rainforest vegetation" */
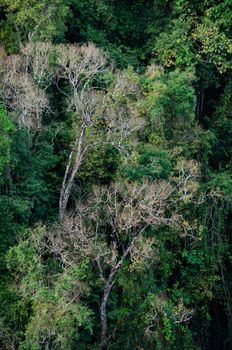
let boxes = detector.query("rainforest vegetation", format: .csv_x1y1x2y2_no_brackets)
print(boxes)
0,1,232,349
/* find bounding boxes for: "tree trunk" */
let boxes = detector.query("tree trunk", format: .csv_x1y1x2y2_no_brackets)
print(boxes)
100,234,140,348
59,126,86,220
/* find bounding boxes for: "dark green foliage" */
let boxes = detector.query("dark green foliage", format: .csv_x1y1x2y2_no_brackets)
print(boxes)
0,103,14,180
3,128,60,225
119,145,171,182
79,145,120,182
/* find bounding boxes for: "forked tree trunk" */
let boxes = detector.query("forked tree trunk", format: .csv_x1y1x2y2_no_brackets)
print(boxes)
100,234,140,349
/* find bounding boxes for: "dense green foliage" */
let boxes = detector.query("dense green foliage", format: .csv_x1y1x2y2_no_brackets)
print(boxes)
0,1,232,349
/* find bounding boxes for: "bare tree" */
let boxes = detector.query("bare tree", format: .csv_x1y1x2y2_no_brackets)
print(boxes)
56,46,145,220
0,43,53,130
54,44,108,219
47,179,176,348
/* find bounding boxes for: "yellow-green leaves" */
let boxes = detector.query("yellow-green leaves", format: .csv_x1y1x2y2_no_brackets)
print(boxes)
193,21,232,73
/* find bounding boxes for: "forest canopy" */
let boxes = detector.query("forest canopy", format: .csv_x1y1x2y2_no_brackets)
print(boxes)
0,1,232,349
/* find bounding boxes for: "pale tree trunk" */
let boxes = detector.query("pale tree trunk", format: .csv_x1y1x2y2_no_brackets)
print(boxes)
59,126,86,220
100,234,140,349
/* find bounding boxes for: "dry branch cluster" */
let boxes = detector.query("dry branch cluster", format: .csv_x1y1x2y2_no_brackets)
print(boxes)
1,53,50,129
